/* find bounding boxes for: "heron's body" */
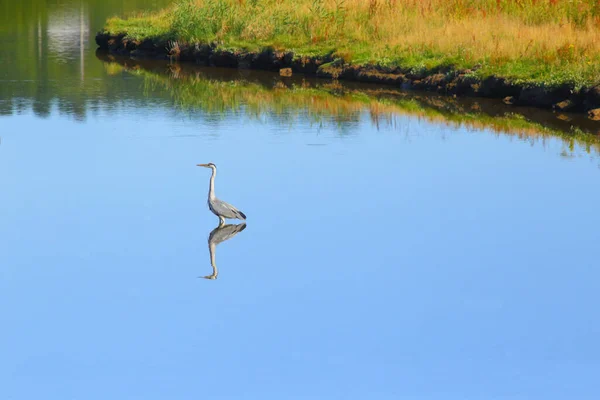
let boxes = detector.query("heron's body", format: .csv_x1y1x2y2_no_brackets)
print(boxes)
197,163,246,225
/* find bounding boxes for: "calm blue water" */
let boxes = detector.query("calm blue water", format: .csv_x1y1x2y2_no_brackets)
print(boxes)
1,1,600,399
2,105,600,399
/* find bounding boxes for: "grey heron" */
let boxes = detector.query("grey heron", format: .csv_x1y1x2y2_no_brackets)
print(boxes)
197,163,246,226
203,222,247,279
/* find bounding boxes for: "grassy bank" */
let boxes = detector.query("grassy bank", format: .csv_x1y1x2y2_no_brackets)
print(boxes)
103,0,600,89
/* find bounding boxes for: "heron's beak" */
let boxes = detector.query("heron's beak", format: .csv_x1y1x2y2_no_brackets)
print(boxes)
196,163,209,167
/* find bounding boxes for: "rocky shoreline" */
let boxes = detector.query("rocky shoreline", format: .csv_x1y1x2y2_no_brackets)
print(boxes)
96,32,600,118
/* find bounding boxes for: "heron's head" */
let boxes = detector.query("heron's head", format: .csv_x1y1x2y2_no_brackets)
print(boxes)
197,162,216,169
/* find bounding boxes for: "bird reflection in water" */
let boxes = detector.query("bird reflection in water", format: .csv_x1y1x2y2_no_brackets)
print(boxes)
202,222,246,280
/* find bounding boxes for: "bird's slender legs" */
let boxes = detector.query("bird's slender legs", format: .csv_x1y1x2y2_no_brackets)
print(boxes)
218,216,226,227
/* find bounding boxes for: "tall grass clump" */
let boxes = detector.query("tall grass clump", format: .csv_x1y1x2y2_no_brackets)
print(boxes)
105,0,600,86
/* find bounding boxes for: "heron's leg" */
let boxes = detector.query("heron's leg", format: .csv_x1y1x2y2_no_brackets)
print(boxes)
218,216,226,226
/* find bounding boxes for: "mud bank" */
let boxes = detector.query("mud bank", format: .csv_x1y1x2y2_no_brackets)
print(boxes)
96,32,600,117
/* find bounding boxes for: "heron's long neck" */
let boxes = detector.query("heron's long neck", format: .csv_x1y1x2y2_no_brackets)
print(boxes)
208,168,216,200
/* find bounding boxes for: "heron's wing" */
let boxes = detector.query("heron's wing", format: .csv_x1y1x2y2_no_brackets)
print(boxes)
213,199,246,220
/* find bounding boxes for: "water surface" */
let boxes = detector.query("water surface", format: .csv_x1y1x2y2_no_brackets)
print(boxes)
1,2,600,400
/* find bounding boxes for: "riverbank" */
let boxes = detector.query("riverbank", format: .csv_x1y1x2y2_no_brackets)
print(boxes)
96,0,600,115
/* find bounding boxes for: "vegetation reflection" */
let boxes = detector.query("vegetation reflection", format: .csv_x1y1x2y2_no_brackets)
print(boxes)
99,54,600,156
0,0,171,120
